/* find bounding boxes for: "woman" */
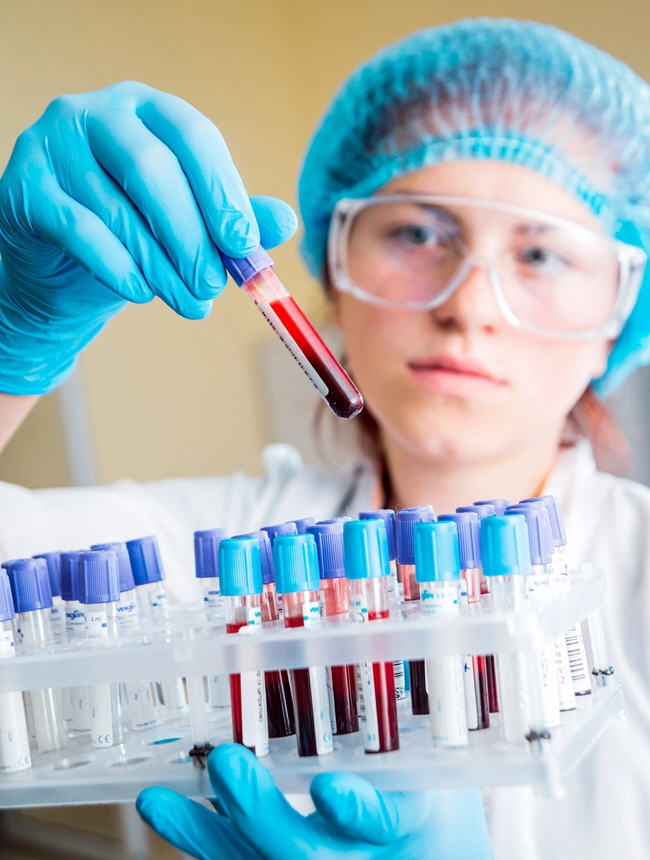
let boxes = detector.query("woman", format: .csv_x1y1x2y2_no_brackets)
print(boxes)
0,17,648,859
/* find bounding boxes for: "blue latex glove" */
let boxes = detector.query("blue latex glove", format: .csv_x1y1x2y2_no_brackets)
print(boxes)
0,81,297,395
136,744,493,859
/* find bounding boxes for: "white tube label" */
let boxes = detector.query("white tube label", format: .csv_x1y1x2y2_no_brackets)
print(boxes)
0,628,31,771
351,593,381,752
239,608,268,756
90,684,114,748
116,596,138,630
148,589,168,617
123,681,158,730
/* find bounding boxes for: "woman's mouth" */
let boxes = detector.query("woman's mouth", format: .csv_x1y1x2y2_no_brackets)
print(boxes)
407,354,506,398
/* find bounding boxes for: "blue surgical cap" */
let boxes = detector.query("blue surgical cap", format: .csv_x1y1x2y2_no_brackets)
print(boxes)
298,18,650,396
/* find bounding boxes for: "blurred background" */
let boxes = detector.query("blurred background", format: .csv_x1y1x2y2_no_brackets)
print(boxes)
1,0,649,856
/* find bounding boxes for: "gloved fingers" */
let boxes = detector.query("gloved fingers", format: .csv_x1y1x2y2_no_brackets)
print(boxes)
134,90,261,257
206,744,323,859
56,144,223,311
86,110,227,302
249,196,298,250
310,773,432,845
136,786,260,860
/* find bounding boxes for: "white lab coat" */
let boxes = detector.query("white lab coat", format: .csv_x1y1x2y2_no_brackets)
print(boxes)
0,438,647,859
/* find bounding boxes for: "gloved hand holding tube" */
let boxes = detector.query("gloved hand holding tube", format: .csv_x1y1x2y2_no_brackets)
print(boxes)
136,744,494,859
0,81,297,395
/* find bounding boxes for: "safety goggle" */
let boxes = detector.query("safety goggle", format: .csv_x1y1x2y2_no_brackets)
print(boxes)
327,195,647,339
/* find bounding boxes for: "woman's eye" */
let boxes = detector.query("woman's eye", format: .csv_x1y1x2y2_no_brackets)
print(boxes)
518,246,567,272
390,224,447,247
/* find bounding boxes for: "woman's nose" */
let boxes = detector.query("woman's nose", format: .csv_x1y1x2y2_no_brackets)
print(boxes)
430,260,505,334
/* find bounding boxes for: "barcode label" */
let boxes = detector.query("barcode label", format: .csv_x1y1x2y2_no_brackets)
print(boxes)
564,624,591,693
393,660,406,700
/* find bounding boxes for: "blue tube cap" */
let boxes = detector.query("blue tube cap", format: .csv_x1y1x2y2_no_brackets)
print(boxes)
359,509,397,561
33,551,62,598
343,519,390,579
506,505,554,567
3,558,53,612
414,521,461,582
193,529,228,580
457,503,496,521
126,536,166,586
60,550,85,601
307,521,346,580
91,542,136,592
219,538,262,596
220,246,274,287
0,571,15,622
290,517,319,535
438,512,480,569
474,499,511,516
79,550,121,605
234,531,275,585
273,534,320,594
480,515,531,577
396,507,436,565
261,522,298,544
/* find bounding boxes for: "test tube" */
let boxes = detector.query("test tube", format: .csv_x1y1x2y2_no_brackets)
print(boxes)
515,501,577,712
308,522,359,735
220,247,364,420
290,517,319,534
359,510,399,600
60,551,88,735
218,537,269,757
343,519,400,754
506,506,562,727
194,528,231,718
91,542,139,630
33,552,65,643
480,515,531,745
533,495,592,696
260,522,297,616
439,512,489,730
457,504,499,709
413,521,468,748
475,498,511,516
3,559,67,753
193,529,228,617
396,508,435,714
235,531,294,738
0,571,31,772
78,551,122,748
274,534,334,757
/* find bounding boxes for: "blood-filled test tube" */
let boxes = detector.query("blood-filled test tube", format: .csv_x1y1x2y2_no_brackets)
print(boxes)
307,522,359,735
234,531,294,738
127,536,186,717
220,247,363,420
439,512,489,730
481,516,530,745
414,521,468,748
396,508,435,715
0,571,31,772
33,552,65,643
220,538,270,756
509,504,573,718
3,559,67,754
78,551,123,749
532,495,592,697
274,534,334,757
91,542,139,631
194,529,231,717
343,519,399,754
260,523,297,616
219,537,269,755
193,529,228,618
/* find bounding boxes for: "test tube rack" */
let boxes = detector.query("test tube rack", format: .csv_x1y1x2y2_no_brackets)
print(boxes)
0,567,622,807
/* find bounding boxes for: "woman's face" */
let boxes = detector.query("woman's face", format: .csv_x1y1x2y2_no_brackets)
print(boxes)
333,161,612,467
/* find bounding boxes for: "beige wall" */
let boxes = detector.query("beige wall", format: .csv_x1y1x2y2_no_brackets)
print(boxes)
0,0,648,488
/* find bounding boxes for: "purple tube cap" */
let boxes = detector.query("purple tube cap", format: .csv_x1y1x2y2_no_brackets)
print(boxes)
457,504,496,520
219,246,273,287
506,505,553,566
33,551,62,598
0,571,15,622
359,510,397,561
91,542,136,592
3,558,53,612
396,507,436,565
307,522,346,579
60,550,85,602
438,512,480,569
193,528,228,580
261,522,298,544
234,531,275,585
475,499,511,516
126,536,166,586
78,550,121,605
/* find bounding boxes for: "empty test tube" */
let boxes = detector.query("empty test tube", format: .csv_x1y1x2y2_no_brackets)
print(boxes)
33,552,65,643
439,512,489,730
60,551,89,735
3,559,67,754
78,551,123,748
274,534,334,757
193,529,228,617
308,521,359,735
343,519,400,754
219,537,269,757
413,521,468,748
481,515,531,745
91,542,139,630
220,247,364,420
0,571,31,772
